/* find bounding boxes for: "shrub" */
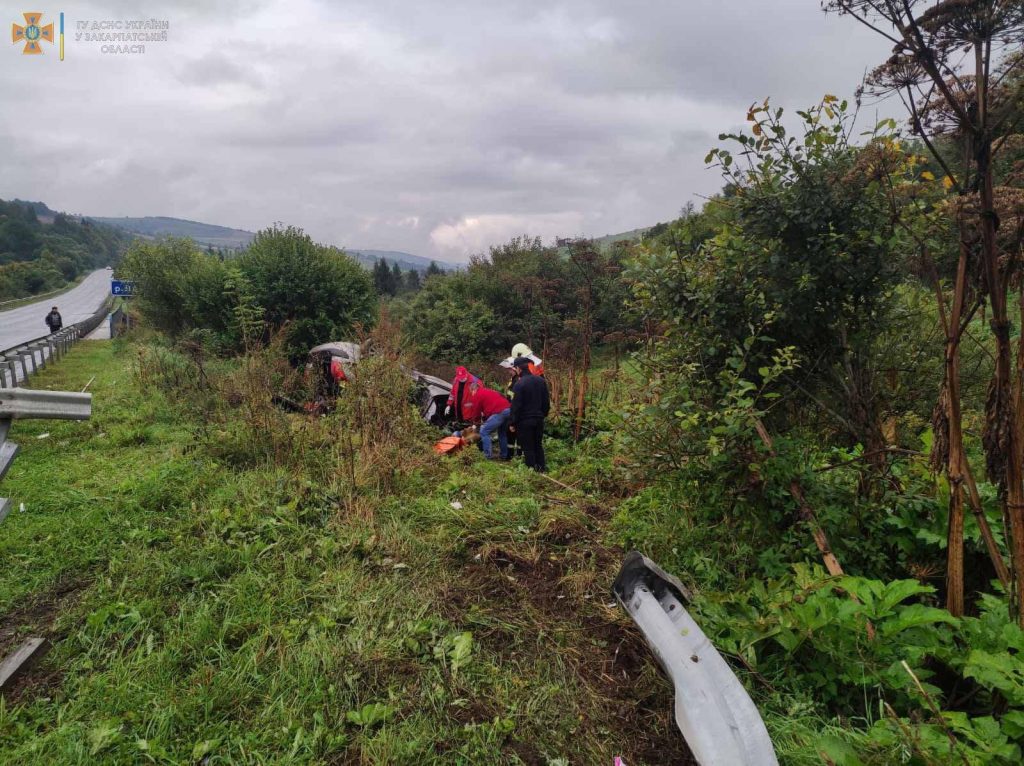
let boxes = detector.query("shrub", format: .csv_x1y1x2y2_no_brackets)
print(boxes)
119,226,378,361
236,226,377,361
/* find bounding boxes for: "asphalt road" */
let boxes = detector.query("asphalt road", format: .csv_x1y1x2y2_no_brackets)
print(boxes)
0,269,112,351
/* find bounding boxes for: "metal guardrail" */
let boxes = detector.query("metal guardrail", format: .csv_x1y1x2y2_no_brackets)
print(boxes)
0,389,93,520
613,552,779,766
0,297,113,389
0,389,92,421
0,298,105,518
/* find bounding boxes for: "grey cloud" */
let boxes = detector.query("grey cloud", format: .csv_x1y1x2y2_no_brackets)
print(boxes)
0,0,903,262
178,51,265,89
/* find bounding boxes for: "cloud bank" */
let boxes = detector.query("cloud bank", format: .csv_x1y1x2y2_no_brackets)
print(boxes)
0,0,896,261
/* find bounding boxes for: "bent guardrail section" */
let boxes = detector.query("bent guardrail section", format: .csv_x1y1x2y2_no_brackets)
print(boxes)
0,389,93,520
613,552,778,766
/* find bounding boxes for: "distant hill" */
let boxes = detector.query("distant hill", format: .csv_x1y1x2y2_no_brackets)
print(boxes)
11,199,59,223
592,227,650,247
554,226,651,257
347,249,455,273
91,216,255,250
92,216,456,272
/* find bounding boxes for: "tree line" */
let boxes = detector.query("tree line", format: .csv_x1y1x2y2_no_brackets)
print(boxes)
0,200,128,300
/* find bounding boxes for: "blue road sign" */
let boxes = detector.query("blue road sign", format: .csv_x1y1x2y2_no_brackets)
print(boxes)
111,280,136,297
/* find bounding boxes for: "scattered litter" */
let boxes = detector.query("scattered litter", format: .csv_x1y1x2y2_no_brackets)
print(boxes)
516,525,530,534
392,563,409,570
18,503,25,513
473,553,482,561
81,376,96,393
36,433,50,440
450,500,463,510
615,758,627,766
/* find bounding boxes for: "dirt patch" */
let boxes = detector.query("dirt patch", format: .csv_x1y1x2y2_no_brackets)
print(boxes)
473,546,573,614
578,618,694,765
0,577,88,703
453,540,695,765
505,740,545,765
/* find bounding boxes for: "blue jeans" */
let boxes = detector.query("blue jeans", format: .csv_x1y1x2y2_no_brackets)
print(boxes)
479,408,511,459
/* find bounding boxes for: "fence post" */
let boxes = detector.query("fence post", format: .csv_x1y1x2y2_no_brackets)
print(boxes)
15,351,32,381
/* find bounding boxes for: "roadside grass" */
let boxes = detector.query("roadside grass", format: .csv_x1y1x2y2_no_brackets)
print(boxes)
0,271,93,313
0,341,691,764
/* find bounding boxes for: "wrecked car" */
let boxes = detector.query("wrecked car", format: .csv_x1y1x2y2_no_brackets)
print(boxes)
282,341,453,425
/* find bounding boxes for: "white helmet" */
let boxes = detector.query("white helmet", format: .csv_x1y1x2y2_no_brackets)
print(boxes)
511,343,533,359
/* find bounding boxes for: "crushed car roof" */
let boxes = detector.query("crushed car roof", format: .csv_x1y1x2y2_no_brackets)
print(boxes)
309,341,362,359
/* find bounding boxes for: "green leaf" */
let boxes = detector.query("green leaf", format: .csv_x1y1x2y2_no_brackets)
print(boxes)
817,735,865,766
876,580,935,614
963,650,1024,705
1001,710,1024,739
880,604,958,636
89,721,122,756
346,702,397,728
192,739,220,760
449,631,474,674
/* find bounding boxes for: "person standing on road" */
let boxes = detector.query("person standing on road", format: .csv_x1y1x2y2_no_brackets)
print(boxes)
510,356,550,472
44,306,63,333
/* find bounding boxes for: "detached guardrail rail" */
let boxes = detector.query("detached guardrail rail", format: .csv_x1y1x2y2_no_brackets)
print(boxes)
0,297,113,389
613,552,778,766
0,389,93,520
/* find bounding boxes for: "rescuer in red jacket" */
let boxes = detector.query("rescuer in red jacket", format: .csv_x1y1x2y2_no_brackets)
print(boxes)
470,385,512,460
445,366,482,421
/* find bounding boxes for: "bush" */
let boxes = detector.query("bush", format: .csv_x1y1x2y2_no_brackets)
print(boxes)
403,235,636,364
119,226,378,361
402,275,500,361
119,238,232,338
236,226,377,361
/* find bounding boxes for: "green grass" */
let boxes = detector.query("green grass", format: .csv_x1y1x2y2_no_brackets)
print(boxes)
0,341,690,764
0,271,93,312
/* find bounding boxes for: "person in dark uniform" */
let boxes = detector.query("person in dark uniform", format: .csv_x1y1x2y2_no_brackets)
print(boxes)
44,306,63,333
510,356,550,471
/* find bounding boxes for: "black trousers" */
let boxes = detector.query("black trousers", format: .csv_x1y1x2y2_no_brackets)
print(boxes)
516,419,545,471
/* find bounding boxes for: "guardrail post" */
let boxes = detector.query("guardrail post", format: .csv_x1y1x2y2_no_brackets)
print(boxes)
23,346,38,375
0,419,16,521
2,356,18,387
13,351,31,382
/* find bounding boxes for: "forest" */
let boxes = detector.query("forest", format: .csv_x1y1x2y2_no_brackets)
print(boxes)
0,200,128,300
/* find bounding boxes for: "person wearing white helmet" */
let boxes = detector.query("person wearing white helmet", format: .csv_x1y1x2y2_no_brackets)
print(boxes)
499,343,543,377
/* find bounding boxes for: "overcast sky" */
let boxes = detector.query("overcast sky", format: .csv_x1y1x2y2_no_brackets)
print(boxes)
1,1,898,262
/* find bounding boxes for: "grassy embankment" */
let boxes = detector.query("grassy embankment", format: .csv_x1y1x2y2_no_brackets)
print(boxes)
0,340,690,765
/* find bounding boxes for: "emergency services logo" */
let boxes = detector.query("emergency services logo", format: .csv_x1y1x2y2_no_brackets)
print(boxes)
11,12,54,54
